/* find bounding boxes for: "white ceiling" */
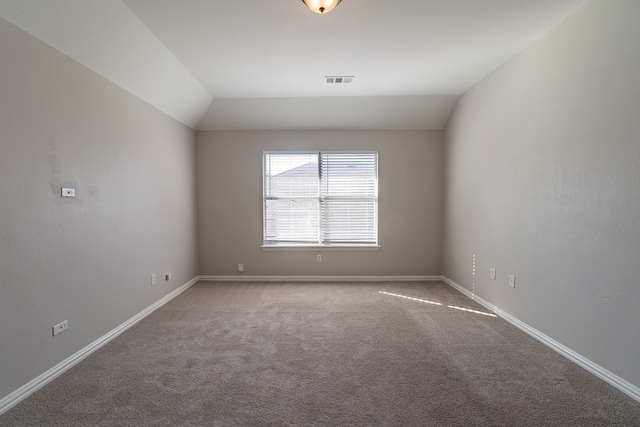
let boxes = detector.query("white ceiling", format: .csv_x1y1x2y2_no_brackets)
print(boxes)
0,0,588,130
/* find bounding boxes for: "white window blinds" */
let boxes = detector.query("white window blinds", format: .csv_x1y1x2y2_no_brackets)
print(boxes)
263,151,378,246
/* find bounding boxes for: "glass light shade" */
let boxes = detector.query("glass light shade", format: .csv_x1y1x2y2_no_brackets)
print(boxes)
302,0,342,14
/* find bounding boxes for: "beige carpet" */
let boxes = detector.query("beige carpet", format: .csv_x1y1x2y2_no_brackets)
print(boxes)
1,281,639,426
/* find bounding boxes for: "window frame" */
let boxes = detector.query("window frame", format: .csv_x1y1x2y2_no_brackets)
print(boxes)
262,150,380,250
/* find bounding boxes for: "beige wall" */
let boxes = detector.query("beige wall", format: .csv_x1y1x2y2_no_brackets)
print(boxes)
443,0,640,388
0,18,199,398
197,130,443,277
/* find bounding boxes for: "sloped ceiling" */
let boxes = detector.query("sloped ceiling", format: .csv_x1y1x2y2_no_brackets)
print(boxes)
0,0,588,130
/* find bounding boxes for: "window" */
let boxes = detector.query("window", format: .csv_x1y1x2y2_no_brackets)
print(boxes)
263,151,378,247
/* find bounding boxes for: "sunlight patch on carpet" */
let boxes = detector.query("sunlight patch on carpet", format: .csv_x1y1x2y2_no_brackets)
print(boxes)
378,291,441,306
447,305,497,317
379,291,497,317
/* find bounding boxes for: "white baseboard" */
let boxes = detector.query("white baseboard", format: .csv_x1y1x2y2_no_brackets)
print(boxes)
0,276,199,416
4,274,637,416
441,276,640,404
199,275,442,282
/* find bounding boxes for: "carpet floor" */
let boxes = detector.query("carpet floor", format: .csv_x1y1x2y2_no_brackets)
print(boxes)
1,281,639,426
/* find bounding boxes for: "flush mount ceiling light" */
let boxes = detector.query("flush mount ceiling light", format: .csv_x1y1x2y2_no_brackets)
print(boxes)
302,0,342,14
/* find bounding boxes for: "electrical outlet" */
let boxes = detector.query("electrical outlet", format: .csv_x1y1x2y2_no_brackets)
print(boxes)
151,273,156,285
238,263,244,273
317,254,322,263
490,268,496,280
509,275,516,288
52,320,68,336
165,273,171,281
61,187,75,198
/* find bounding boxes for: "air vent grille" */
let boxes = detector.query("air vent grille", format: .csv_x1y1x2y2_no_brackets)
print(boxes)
326,76,354,84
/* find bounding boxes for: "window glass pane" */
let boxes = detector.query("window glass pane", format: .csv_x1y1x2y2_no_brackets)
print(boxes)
264,199,319,244
320,152,377,244
321,199,377,243
264,153,318,197
321,152,377,197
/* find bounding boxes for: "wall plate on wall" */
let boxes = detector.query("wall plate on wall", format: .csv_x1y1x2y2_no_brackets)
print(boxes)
61,188,75,198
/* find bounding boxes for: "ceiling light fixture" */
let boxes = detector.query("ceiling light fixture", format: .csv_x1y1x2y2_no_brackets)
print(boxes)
302,0,342,14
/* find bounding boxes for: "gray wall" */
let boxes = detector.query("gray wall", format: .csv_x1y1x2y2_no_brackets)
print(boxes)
197,130,443,277
0,18,199,398
443,0,640,388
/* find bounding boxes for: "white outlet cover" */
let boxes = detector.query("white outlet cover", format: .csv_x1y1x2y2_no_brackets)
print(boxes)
61,187,75,198
52,320,68,336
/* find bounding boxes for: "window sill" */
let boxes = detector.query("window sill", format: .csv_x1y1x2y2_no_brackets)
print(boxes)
261,245,380,252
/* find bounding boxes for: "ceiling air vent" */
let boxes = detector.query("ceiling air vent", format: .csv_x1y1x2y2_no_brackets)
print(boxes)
326,76,354,84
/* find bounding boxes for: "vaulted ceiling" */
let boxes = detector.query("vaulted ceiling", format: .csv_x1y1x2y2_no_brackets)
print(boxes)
0,0,587,130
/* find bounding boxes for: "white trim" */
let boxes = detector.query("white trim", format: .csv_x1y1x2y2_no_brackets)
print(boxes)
441,276,640,404
0,276,199,416
441,276,498,312
199,275,440,282
261,245,381,251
